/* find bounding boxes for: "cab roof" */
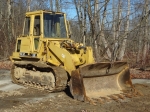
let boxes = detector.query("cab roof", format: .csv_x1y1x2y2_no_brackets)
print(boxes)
26,10,65,15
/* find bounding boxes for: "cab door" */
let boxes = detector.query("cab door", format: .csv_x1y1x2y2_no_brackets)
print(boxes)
33,15,41,51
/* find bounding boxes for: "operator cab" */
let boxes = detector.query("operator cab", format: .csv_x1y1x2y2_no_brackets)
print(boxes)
13,10,69,58
23,10,67,38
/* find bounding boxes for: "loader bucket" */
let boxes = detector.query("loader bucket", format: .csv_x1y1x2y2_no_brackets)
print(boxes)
70,61,132,101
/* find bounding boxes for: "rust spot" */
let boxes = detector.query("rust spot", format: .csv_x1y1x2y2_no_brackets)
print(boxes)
70,69,86,101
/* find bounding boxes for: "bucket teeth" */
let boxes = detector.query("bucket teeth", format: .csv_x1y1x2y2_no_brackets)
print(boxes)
121,89,130,93
85,88,143,104
100,97,110,102
89,99,97,105
123,93,132,98
92,98,105,104
116,94,125,99
95,98,104,104
44,86,49,90
85,97,97,105
130,88,143,96
109,95,119,101
133,89,143,96
137,91,143,96
132,93,138,97
85,96,91,103
130,88,136,92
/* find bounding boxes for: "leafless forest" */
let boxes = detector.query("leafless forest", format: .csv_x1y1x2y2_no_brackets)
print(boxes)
0,0,150,69
0,1,150,112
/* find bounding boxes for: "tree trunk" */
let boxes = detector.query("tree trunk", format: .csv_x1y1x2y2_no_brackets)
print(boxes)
115,0,122,61
94,0,99,61
142,0,148,69
100,0,111,60
7,0,12,41
4,0,12,57
112,0,116,61
117,0,130,61
12,1,15,39
74,0,83,42
27,0,31,11
0,1,2,20
55,0,60,12
50,0,53,11
83,0,86,46
86,0,98,60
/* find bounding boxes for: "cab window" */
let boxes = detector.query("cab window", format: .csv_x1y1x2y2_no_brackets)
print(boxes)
34,16,40,36
24,17,30,35
43,13,67,38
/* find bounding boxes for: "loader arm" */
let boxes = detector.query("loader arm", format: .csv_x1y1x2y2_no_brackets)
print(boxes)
47,41,92,101
48,41,76,75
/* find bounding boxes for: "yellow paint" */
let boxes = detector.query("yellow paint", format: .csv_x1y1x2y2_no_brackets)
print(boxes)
10,10,95,75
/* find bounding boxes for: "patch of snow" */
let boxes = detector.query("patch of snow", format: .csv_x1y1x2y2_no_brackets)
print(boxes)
0,79,24,92
132,79,150,84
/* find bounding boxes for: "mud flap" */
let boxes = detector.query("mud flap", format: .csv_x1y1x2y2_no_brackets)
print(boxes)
69,69,86,101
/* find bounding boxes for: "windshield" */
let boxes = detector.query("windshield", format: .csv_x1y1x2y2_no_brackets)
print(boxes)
43,13,67,38
24,17,30,36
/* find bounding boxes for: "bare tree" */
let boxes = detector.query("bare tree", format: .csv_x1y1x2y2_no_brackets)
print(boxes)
0,0,149,68
113,0,122,61
74,0,84,42
112,0,116,61
7,0,12,41
27,0,31,11
55,0,60,11
50,0,53,11
117,0,130,60
142,0,149,68
99,0,112,61
0,1,2,20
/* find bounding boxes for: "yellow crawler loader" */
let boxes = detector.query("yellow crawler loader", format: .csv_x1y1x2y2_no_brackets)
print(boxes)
10,10,134,102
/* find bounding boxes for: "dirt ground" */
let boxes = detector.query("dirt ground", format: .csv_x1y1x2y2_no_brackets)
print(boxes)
0,70,150,112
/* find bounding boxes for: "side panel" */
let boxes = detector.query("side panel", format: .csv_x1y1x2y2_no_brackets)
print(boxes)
48,41,76,74
20,38,31,52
